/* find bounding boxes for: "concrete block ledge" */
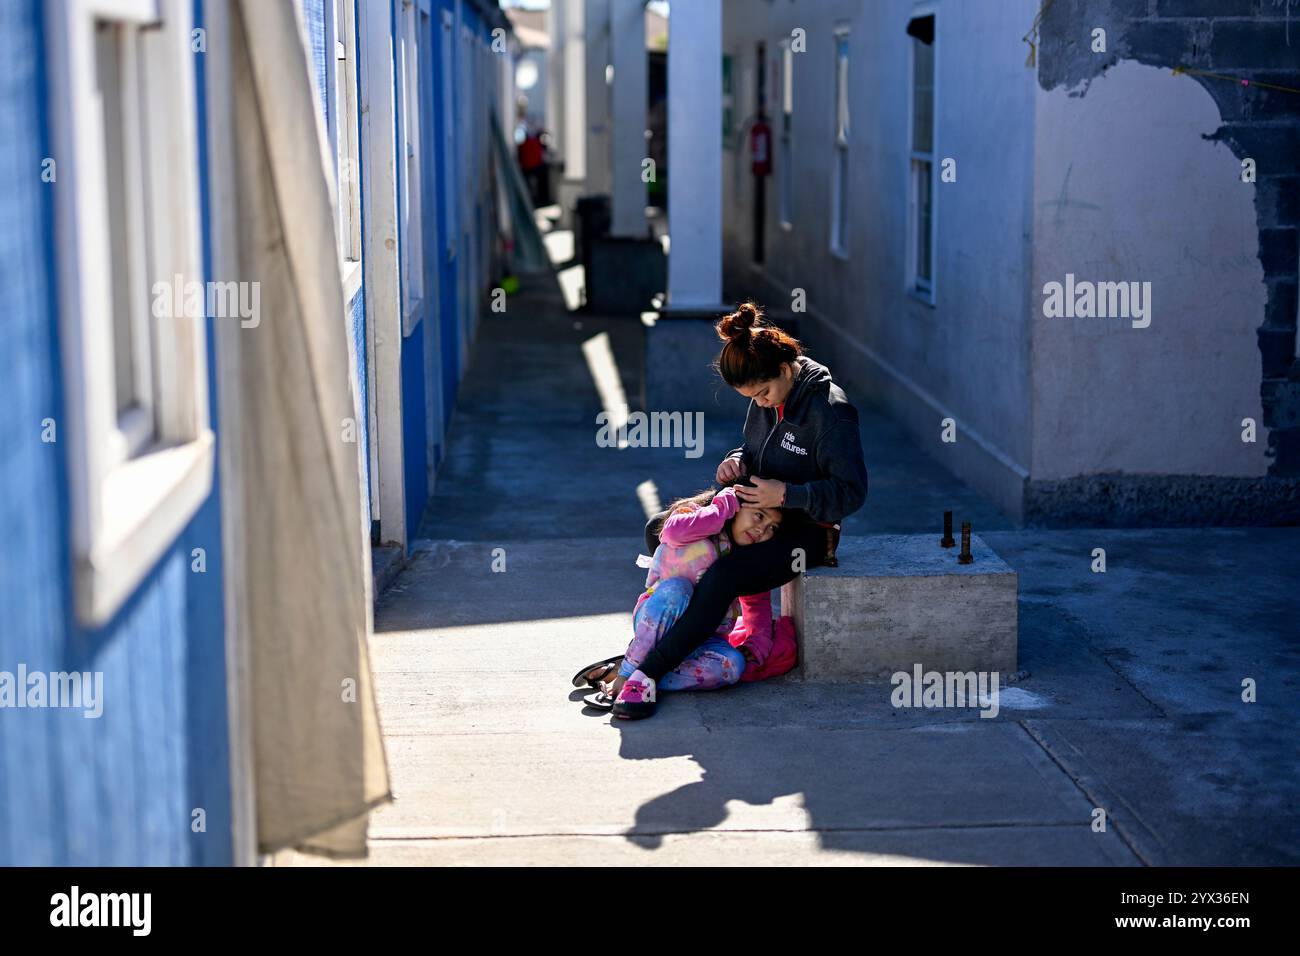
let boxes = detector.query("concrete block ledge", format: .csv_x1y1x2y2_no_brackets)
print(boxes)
781,534,1018,682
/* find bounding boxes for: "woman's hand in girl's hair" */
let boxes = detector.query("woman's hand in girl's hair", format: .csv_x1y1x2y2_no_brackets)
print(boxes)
716,456,746,484
735,475,786,510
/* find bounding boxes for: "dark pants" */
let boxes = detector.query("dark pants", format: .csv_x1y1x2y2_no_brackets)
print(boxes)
524,164,549,207
636,509,829,682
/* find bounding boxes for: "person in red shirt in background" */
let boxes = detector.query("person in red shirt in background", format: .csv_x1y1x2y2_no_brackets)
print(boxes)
517,120,548,208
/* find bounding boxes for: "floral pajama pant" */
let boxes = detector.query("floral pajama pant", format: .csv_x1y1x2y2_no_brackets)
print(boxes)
618,576,746,691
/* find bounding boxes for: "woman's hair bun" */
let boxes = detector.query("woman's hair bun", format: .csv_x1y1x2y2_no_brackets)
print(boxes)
717,301,762,342
712,299,804,386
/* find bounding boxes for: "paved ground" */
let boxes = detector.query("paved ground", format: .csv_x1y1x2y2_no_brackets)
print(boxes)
297,252,1300,866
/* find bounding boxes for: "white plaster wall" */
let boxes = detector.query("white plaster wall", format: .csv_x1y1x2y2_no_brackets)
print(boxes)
1030,59,1269,480
720,0,1039,515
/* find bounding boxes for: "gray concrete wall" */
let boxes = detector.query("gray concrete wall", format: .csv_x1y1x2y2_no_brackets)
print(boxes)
720,0,1040,520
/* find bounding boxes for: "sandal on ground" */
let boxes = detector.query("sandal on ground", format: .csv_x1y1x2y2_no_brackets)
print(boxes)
582,688,616,710
571,655,623,689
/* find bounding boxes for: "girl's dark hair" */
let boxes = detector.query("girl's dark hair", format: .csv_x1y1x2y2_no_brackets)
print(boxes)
714,301,803,388
650,487,722,536
650,478,784,537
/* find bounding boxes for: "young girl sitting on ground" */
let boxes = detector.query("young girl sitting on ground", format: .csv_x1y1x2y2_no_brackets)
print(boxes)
588,482,782,720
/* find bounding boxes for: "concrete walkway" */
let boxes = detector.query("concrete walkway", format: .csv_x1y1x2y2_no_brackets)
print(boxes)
309,270,1299,866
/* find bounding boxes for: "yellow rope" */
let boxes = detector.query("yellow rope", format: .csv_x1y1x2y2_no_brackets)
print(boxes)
1173,64,1300,96
1020,1,1300,95
1021,0,1058,68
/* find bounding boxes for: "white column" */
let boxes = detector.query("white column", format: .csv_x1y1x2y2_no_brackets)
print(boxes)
499,33,515,144
667,0,722,308
358,0,406,549
583,0,612,197
546,0,566,171
609,0,646,237
562,0,586,183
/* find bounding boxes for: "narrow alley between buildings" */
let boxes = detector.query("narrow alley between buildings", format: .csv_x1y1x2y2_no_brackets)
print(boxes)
282,215,1299,866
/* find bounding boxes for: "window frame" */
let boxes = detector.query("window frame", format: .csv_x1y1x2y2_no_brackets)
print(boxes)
777,37,794,230
829,25,850,259
440,8,457,262
906,10,938,306
96,19,156,465
397,0,425,333
46,0,214,626
328,0,363,298
721,53,734,147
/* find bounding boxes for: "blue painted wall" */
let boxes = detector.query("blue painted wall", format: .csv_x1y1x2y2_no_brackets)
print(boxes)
421,0,500,477
0,0,232,866
418,3,445,479
433,0,463,434
396,0,429,542
401,320,429,542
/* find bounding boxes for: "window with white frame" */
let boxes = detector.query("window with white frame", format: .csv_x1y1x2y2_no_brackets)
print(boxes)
721,54,734,145
778,38,793,229
829,26,849,257
440,9,457,261
329,0,362,286
397,0,425,332
46,0,213,626
907,14,936,302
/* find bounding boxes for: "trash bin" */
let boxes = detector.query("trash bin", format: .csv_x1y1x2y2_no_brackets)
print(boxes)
573,194,610,287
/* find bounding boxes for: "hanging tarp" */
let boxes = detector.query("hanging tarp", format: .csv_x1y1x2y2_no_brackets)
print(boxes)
228,0,391,858
490,108,550,276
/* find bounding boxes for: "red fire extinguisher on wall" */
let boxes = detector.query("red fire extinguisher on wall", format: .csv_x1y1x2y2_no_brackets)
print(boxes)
750,115,772,178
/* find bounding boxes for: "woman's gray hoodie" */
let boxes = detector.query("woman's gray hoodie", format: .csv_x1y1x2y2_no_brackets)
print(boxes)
724,356,868,524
